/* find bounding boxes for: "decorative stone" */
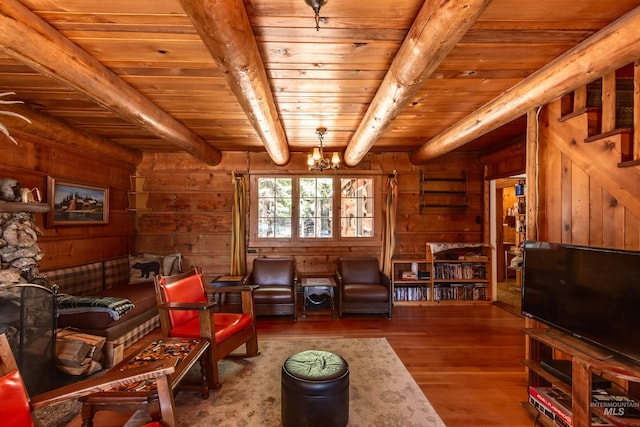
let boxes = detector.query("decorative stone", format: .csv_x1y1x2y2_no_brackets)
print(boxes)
11,257,37,271
2,246,39,263
0,268,23,283
0,211,44,281
3,221,37,247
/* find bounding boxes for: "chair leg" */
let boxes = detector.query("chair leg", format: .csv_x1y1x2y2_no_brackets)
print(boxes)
245,335,259,357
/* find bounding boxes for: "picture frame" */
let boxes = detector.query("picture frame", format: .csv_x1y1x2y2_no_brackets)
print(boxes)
47,177,109,226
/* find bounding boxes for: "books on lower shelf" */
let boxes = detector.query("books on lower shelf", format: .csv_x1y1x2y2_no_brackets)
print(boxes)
394,286,429,302
528,386,638,427
433,283,487,301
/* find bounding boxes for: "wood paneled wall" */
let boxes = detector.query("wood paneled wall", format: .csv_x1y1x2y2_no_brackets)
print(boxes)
0,131,136,270
2,133,486,278
136,150,485,281
535,99,640,249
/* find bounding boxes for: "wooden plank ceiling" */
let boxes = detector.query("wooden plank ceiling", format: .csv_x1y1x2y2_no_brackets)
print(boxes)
0,0,639,166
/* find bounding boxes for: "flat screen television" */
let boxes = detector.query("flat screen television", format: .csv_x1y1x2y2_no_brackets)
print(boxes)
522,241,640,364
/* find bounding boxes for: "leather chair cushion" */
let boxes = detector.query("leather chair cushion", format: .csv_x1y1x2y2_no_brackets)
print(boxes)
0,370,34,427
161,274,207,328
338,258,380,284
283,350,348,384
251,258,294,286
170,312,253,344
254,286,294,304
342,284,389,302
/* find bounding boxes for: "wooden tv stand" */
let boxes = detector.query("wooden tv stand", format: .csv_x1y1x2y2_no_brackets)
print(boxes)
523,327,640,427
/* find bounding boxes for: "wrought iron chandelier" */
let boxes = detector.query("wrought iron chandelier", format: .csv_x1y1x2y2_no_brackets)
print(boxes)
307,127,340,172
305,0,327,31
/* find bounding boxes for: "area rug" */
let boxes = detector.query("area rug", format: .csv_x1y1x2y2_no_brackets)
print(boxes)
125,337,445,427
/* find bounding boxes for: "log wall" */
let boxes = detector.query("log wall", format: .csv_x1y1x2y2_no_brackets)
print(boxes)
136,150,485,280
1,131,487,279
0,131,136,270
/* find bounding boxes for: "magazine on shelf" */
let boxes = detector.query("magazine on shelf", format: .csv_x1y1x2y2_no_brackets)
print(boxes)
528,386,617,427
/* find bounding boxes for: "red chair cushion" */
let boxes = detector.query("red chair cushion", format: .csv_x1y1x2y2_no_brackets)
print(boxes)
170,313,252,344
0,370,34,427
161,273,207,328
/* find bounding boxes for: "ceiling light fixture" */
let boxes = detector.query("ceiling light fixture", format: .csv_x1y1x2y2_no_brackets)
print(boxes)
307,127,340,172
304,0,327,31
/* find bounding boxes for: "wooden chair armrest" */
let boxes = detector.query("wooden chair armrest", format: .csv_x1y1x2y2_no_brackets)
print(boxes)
241,273,252,285
205,285,259,294
159,301,217,311
31,359,176,410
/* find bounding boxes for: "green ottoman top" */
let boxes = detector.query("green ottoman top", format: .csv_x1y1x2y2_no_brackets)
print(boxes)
283,350,348,381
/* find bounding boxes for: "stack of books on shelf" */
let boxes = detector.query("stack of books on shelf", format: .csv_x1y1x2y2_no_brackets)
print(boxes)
528,386,640,426
434,263,486,280
394,286,429,302
433,283,487,301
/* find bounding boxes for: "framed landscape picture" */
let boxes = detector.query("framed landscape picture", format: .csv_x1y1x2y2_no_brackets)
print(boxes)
47,177,109,226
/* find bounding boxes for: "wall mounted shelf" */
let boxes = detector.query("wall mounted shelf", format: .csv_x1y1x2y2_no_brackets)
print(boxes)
127,172,150,212
419,170,468,212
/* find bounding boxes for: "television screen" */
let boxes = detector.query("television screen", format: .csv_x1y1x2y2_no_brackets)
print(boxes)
522,241,640,364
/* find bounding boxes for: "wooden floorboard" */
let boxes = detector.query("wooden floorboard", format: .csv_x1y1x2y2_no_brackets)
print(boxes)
264,304,531,427
69,304,533,426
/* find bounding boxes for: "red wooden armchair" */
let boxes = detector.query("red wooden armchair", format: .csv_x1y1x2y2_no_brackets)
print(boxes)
0,333,175,427
154,266,259,388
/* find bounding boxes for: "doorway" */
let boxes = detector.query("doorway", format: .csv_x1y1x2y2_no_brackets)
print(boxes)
493,177,524,313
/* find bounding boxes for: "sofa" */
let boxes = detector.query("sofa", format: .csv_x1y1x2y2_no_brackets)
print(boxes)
43,253,181,349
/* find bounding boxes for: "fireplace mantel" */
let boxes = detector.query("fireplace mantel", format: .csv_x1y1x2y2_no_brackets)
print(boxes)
0,202,50,213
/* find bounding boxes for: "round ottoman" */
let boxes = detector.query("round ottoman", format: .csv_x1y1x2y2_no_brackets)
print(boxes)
281,350,349,427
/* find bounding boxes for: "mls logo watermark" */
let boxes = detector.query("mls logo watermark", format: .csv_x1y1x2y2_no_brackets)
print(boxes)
592,392,639,417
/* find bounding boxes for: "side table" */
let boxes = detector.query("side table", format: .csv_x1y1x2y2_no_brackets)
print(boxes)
210,275,244,310
300,277,337,320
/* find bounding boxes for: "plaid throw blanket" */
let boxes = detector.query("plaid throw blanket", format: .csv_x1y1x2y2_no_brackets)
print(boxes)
57,294,135,320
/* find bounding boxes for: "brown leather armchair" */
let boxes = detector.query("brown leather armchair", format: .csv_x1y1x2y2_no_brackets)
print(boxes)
243,257,297,320
336,257,392,318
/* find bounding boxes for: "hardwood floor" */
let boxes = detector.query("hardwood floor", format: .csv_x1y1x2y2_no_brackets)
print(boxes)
261,303,531,427
70,303,533,426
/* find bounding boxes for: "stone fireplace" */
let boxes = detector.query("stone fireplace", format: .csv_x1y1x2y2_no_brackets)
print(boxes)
0,202,57,396
0,202,49,284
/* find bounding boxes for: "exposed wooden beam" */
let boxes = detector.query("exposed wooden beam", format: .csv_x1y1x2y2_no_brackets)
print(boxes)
2,103,142,167
180,0,290,166
0,0,221,166
343,0,492,167
410,5,640,164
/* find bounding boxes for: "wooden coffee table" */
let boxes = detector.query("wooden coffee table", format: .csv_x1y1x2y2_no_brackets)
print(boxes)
80,337,210,425
300,277,337,320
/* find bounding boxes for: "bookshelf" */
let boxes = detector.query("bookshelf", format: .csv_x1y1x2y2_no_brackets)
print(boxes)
391,259,431,305
427,243,491,303
392,243,492,306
